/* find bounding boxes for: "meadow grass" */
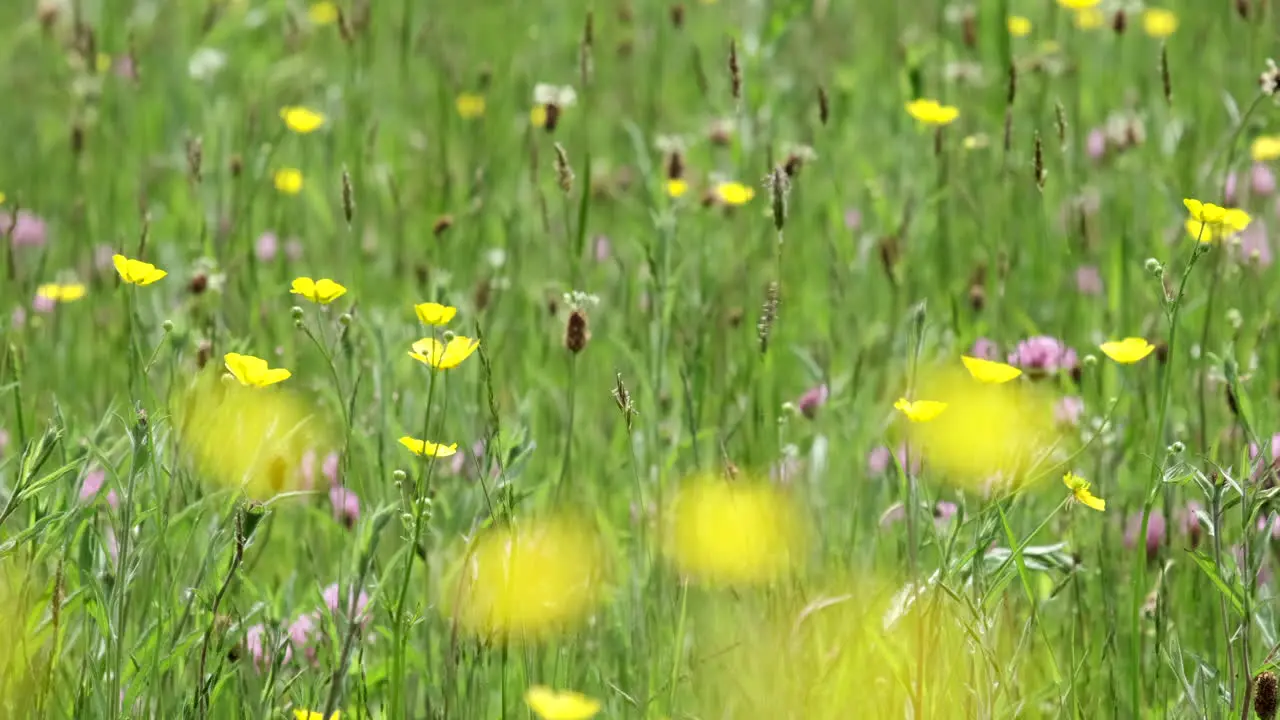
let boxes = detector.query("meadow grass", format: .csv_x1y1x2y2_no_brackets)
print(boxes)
2,0,1280,718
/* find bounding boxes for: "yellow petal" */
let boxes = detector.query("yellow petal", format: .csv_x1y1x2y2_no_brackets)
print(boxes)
1099,337,1154,364
398,436,458,458
307,2,339,25
1075,487,1106,512
1062,472,1085,491
291,277,317,299
280,106,326,134
414,302,458,326
666,179,688,198
894,398,948,423
524,686,602,720
439,336,480,369
314,278,347,303
960,356,1022,383
1007,16,1032,37
58,283,87,302
1223,208,1252,232
259,368,293,386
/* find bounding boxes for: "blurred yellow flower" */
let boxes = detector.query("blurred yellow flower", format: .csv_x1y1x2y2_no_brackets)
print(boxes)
398,436,458,458
903,365,1059,487
291,277,347,304
175,372,331,499
307,2,339,25
530,105,549,127
1099,337,1154,364
1007,16,1032,37
666,179,689,198
409,336,479,370
524,687,601,720
279,106,326,134
1074,7,1105,29
414,302,457,326
112,254,167,286
447,516,607,638
456,93,486,119
96,53,112,74
1252,135,1280,162
36,283,86,303
664,476,804,586
0,192,6,204
905,98,959,126
275,168,304,195
1142,8,1178,37
714,181,754,205
893,398,948,422
1058,0,1100,8
1063,472,1105,511
961,356,1022,384
224,352,292,388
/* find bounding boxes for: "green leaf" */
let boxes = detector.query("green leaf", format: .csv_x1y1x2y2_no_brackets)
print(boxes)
1187,548,1244,615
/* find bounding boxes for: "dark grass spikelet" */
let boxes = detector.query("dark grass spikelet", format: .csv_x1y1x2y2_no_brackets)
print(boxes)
817,85,830,126
544,102,562,132
1054,101,1067,151
728,39,742,101
580,10,594,87
186,136,203,183
189,272,208,295
878,235,900,285
670,4,685,29
666,150,685,181
71,121,85,156
1256,671,1278,720
1160,43,1172,105
229,153,243,178
612,373,637,431
432,215,453,237
961,9,977,49
1112,9,1127,34
1238,0,1252,19
473,276,492,313
768,166,790,232
1007,62,1018,106
1003,109,1013,153
757,281,779,354
1227,383,1241,418
1033,131,1046,190
196,339,212,369
553,142,574,193
565,309,590,353
341,166,355,226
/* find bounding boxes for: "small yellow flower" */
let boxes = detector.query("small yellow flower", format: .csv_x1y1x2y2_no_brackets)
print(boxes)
274,168,304,195
961,356,1022,384
530,105,549,128
279,106,326,134
96,53,112,74
1183,198,1227,223
409,336,480,370
1142,8,1178,38
224,353,292,388
1183,198,1250,241
1074,7,1105,29
714,181,755,206
290,277,347,304
524,686,601,720
1007,16,1032,37
1099,337,1155,364
1252,135,1280,162
112,254,168,286
894,398,948,423
1058,0,1100,8
37,283,87,303
456,93,486,119
666,179,689,198
398,436,458,458
0,192,6,204
1063,472,1105,512
414,302,457,326
905,99,959,126
307,2,339,25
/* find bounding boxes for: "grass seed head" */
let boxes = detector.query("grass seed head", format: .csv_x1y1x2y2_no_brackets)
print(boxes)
1257,671,1279,720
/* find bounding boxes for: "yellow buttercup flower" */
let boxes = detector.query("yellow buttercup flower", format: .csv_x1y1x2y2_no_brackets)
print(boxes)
1142,8,1178,38
456,93,486,119
306,2,339,25
961,356,1022,384
1007,16,1032,37
274,168,304,195
1252,135,1280,162
1063,472,1105,512
398,436,458,458
714,181,754,205
224,352,292,388
290,277,347,304
414,302,457,326
1058,0,1100,8
905,99,959,126
524,687,601,720
279,106,326,134
37,283,87,303
893,398,948,423
1099,337,1155,364
666,179,688,198
530,105,549,128
409,336,480,370
1074,7,1105,29
112,254,168,286
1183,198,1250,242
